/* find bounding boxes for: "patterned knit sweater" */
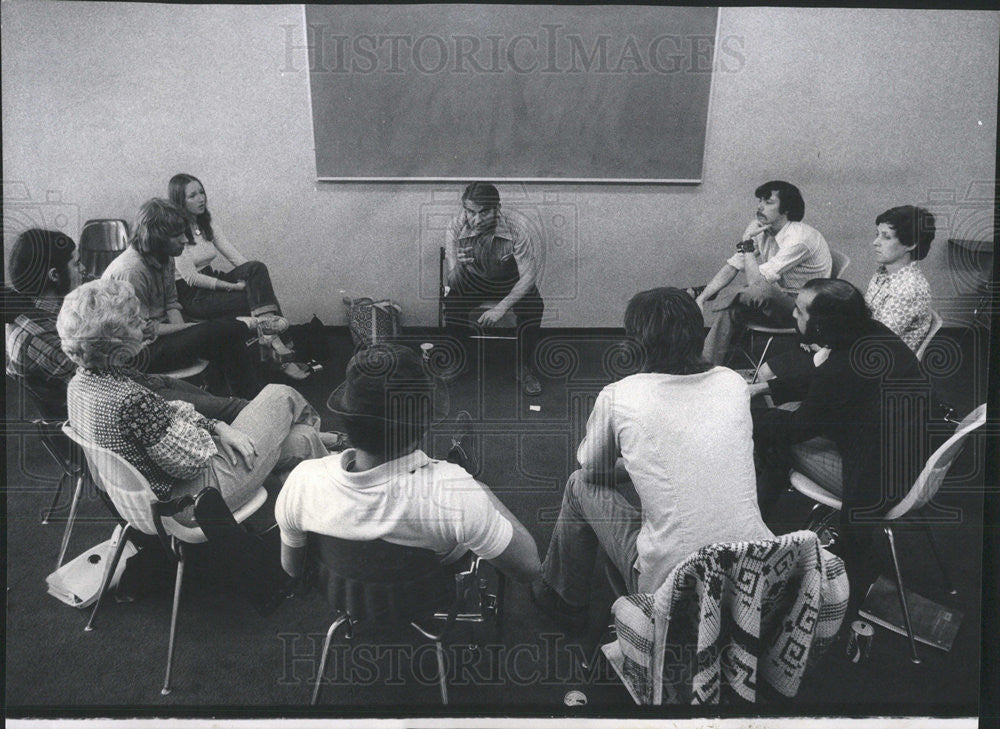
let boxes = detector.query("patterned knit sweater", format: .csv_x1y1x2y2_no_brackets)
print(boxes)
66,369,218,499
602,530,849,705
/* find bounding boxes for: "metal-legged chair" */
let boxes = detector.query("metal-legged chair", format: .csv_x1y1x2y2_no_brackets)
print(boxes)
63,423,267,695
914,308,944,363
743,249,851,380
309,534,505,705
788,403,987,663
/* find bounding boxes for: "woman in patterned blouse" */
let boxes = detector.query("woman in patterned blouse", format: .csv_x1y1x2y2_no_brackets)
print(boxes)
58,278,335,525
865,205,935,353
755,205,935,394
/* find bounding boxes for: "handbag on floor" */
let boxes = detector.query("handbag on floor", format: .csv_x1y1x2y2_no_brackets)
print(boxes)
343,297,402,349
45,525,138,608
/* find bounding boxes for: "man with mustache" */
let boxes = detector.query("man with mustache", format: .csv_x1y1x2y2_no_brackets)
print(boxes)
695,181,832,366
442,182,545,395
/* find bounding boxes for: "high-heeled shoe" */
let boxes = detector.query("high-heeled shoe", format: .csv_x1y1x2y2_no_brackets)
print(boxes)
280,361,312,380
241,314,289,336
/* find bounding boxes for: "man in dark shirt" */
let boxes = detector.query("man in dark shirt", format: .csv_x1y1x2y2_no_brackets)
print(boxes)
751,278,932,592
442,182,545,395
6,228,247,422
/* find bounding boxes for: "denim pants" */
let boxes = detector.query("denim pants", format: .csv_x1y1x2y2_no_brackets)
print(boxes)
176,261,281,319
172,384,327,525
702,283,796,366
541,469,641,607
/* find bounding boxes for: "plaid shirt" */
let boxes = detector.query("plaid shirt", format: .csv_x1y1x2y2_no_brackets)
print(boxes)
6,298,74,382
66,368,218,499
6,298,75,414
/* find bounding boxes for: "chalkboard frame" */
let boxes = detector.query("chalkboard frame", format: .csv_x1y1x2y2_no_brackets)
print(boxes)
305,5,720,184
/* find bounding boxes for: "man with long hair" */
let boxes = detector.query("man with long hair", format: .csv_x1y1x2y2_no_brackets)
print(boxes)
532,287,772,633
6,227,247,422
102,198,265,398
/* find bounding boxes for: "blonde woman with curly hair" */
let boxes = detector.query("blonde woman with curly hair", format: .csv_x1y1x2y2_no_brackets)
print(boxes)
58,278,340,524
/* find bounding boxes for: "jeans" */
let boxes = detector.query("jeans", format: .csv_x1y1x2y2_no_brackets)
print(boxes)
702,283,796,366
172,384,327,526
443,264,544,369
143,318,264,399
541,469,641,607
176,261,281,319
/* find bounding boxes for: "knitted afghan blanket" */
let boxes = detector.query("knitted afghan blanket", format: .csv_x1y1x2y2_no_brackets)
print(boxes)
602,530,849,705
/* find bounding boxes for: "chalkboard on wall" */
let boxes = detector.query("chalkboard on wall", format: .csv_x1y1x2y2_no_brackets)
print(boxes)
305,5,719,182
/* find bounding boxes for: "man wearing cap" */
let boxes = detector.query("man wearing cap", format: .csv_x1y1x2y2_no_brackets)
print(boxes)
442,182,546,395
275,344,540,582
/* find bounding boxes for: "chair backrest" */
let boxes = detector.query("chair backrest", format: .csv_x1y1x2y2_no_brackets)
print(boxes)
914,308,944,362
311,534,455,625
62,422,163,536
78,219,129,280
830,249,850,279
885,403,988,520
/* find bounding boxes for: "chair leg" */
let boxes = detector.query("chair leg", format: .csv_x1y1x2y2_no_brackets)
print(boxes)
84,525,132,632
435,640,449,705
41,472,70,525
311,614,350,706
751,335,776,383
161,543,186,695
55,472,86,569
919,521,957,596
884,526,921,664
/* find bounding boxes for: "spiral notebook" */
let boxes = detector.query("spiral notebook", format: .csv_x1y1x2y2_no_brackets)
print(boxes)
858,575,963,652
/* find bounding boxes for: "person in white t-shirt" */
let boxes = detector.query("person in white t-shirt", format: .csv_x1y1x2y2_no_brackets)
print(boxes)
275,344,540,582
694,181,832,366
531,287,773,634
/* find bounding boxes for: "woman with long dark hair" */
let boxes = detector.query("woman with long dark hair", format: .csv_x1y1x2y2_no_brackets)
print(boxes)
168,173,310,380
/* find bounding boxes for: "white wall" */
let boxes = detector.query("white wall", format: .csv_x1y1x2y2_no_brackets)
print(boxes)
3,3,997,327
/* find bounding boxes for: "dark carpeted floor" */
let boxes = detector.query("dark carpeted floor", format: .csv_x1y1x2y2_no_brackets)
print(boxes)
4,325,990,718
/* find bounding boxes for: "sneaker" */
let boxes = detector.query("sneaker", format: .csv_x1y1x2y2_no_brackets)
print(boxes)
530,578,588,635
446,410,480,476
516,365,542,396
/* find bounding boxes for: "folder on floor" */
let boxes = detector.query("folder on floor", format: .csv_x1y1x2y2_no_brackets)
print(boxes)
858,575,963,652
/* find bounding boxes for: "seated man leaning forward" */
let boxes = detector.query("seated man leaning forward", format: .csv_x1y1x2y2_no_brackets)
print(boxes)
442,182,545,396
532,287,773,633
695,180,831,366
275,343,541,583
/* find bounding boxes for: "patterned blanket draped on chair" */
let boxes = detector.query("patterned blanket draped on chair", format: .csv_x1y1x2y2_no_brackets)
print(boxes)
602,530,849,705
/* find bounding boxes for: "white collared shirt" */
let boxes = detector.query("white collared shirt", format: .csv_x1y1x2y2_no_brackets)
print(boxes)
726,220,832,289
